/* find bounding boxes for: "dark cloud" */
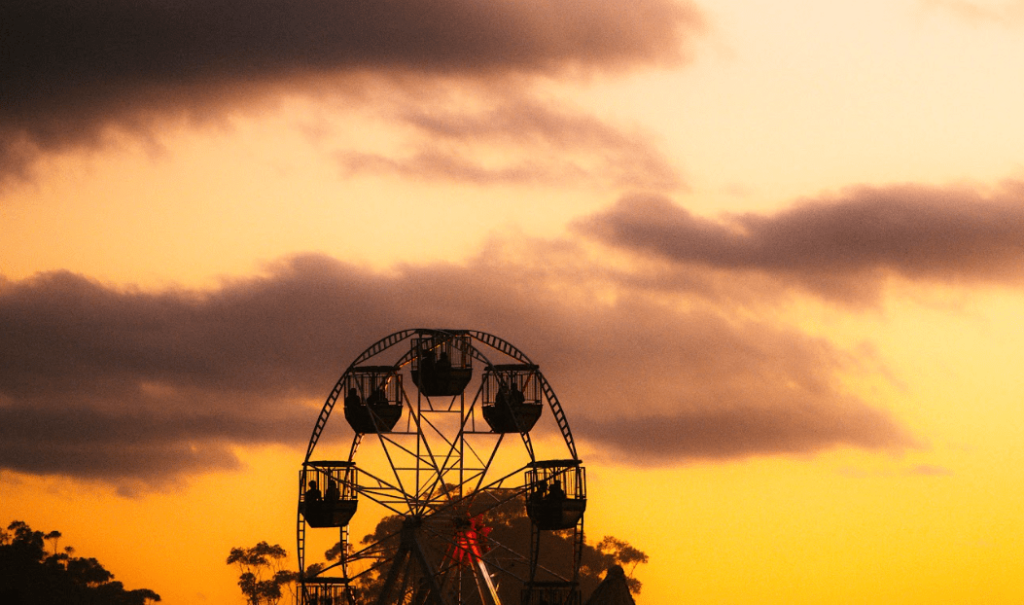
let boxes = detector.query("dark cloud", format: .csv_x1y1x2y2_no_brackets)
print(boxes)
1,252,910,490
0,406,249,483
576,403,910,465
0,0,702,180
575,186,1024,302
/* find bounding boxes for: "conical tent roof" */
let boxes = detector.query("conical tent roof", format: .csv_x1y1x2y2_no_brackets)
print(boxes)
584,565,636,605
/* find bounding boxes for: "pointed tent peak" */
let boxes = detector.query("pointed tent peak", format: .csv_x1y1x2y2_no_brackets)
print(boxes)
606,565,626,579
584,565,637,605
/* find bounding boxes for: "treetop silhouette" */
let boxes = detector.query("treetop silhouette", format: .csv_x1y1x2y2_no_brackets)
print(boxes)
0,520,161,605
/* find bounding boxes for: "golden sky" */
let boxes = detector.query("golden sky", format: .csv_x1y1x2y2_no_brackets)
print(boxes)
2,0,1024,603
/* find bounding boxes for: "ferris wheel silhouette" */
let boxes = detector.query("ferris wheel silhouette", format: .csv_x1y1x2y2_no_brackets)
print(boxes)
297,329,587,605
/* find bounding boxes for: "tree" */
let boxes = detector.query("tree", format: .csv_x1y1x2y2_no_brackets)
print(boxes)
44,531,62,557
321,490,648,604
0,520,161,605
584,537,649,595
227,541,297,605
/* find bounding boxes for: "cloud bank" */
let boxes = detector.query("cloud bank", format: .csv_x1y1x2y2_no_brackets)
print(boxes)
576,185,1024,302
7,187,1017,488
0,250,908,490
0,0,702,180
576,403,908,464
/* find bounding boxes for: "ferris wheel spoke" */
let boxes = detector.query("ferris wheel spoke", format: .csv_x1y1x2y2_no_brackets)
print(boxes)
370,432,418,509
415,410,460,452
402,396,456,483
465,435,507,496
376,433,440,469
461,431,501,468
416,467,529,525
356,493,415,517
460,389,495,461
410,437,456,513
419,433,474,499
473,543,532,584
346,529,401,562
411,414,474,505
373,427,462,512
418,387,500,502
354,468,423,516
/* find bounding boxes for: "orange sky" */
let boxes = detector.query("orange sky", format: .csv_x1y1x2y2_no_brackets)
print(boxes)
3,0,1024,603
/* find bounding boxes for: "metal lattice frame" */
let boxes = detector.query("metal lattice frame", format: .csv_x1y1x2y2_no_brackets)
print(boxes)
298,329,585,605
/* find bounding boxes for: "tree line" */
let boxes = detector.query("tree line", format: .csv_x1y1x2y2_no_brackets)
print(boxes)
0,520,161,605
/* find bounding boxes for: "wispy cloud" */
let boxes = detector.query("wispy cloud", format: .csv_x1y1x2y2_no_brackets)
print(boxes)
334,95,681,189
907,464,953,476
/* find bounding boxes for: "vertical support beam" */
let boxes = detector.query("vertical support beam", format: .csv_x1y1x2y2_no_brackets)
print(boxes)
375,542,412,605
376,519,453,605
573,516,584,584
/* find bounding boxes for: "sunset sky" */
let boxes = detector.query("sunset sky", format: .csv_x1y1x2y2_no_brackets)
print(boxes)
3,0,1024,603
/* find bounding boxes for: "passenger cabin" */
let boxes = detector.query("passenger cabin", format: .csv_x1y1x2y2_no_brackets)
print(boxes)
522,581,581,605
411,333,473,396
300,577,353,605
300,461,358,528
481,364,543,433
342,366,403,433
525,460,587,531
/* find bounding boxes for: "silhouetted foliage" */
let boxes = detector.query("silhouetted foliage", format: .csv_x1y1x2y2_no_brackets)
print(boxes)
0,520,161,605
323,490,647,604
227,542,297,605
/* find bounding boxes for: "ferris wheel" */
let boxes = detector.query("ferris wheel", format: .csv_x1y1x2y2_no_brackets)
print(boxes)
297,329,587,605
